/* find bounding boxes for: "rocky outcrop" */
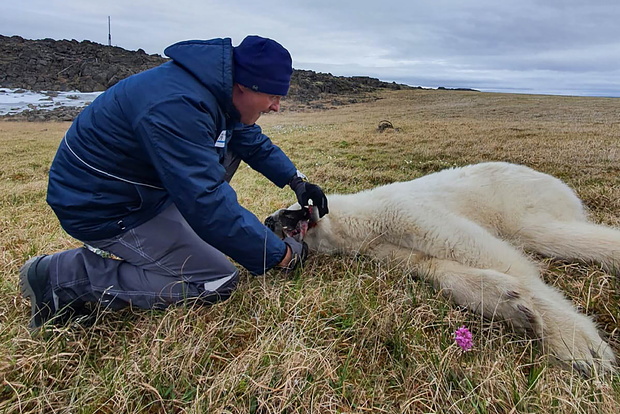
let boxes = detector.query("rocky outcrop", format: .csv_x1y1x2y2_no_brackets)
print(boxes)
2,104,82,122
289,71,411,100
0,34,417,120
286,70,418,110
0,35,166,92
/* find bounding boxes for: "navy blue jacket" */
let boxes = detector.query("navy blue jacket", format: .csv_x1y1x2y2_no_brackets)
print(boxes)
47,38,297,275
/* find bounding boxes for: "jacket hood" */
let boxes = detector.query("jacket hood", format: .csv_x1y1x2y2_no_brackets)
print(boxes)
164,38,236,115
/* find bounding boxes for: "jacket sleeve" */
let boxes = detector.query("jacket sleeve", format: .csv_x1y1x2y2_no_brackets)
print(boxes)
228,123,297,188
134,97,287,275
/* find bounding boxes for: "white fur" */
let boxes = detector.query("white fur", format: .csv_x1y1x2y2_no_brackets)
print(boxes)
277,162,619,375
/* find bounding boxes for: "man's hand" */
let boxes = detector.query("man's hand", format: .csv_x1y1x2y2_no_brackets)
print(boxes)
278,236,308,273
289,175,329,217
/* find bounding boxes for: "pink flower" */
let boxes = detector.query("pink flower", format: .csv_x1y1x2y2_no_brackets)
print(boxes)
454,326,473,351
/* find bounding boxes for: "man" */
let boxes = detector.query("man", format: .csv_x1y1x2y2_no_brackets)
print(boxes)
19,35,329,328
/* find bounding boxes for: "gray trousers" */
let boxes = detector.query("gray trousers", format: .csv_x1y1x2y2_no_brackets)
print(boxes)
48,153,242,311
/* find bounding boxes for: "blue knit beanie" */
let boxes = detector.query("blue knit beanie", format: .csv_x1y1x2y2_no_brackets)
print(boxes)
233,35,293,96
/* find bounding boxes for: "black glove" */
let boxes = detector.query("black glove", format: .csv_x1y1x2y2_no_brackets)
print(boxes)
289,175,329,217
280,236,308,273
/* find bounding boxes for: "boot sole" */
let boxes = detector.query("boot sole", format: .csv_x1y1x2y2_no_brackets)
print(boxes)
19,256,46,329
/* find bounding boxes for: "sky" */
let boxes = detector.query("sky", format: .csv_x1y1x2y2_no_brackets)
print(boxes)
2,0,620,97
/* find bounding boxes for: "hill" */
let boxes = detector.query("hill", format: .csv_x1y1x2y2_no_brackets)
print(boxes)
0,35,419,120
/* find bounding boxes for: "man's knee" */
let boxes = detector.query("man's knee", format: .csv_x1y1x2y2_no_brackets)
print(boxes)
197,270,239,305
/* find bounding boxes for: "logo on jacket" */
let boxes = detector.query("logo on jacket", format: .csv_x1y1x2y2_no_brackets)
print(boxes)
215,130,228,148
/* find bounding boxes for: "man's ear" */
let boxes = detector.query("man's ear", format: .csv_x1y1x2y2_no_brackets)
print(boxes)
234,83,248,94
231,83,245,110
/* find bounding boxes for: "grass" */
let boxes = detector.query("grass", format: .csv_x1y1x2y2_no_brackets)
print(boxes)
1,89,619,413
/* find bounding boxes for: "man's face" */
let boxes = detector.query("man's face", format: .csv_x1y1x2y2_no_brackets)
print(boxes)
232,84,282,125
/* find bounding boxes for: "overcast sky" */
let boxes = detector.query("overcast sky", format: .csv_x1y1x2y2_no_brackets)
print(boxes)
3,1,619,97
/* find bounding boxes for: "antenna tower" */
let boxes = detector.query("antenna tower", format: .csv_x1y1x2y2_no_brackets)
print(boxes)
108,16,112,46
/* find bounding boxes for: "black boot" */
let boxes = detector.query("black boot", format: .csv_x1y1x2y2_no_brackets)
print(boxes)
19,255,55,328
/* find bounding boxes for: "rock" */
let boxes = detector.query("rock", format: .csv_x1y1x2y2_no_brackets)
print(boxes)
0,34,417,120
0,35,167,92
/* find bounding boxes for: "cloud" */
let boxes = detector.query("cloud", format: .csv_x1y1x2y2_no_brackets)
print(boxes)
1,0,619,96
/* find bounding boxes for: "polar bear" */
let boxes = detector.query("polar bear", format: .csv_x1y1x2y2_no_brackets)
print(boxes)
266,162,619,375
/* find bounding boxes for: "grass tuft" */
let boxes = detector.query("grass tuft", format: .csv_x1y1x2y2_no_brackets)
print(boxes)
1,90,619,412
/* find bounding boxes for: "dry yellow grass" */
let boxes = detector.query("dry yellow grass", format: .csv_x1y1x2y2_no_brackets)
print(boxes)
1,90,619,413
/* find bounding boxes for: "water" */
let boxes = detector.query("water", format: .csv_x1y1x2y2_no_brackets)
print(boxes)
0,88,103,116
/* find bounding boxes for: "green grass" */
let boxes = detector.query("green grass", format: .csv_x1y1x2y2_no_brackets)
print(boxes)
1,90,619,413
